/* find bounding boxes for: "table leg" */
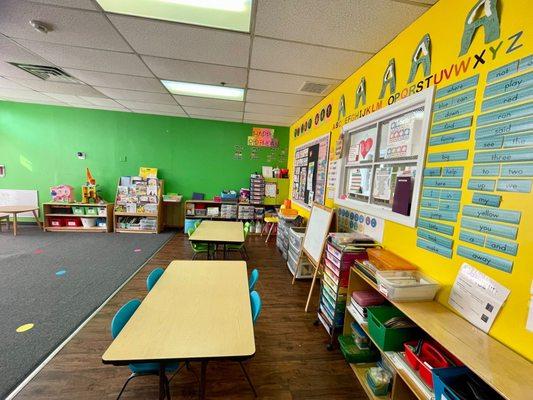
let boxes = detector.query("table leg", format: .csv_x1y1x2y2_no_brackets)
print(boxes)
199,360,208,400
13,213,17,236
223,244,227,260
159,364,166,400
32,210,43,230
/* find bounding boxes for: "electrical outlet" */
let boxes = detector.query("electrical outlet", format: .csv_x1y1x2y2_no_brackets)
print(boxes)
76,152,86,160
119,155,127,162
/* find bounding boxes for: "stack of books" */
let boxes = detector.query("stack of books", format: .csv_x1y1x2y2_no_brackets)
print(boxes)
349,290,386,325
354,259,380,282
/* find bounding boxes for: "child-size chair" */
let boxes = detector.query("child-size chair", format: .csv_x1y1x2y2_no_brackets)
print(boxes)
225,225,250,259
249,269,259,292
111,299,181,399
146,268,164,292
187,227,209,259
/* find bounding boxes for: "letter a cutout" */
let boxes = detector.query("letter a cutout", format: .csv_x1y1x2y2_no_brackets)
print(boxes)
459,0,500,56
379,59,396,99
408,34,431,83
338,94,346,120
355,77,366,108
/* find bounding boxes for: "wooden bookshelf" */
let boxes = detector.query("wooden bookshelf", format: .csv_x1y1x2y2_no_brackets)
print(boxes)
113,178,164,234
344,266,533,400
42,202,113,233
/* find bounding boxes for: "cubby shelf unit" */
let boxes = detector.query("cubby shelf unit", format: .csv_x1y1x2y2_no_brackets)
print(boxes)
43,202,114,233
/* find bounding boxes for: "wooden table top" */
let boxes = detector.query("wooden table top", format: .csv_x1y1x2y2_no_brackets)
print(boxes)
189,220,244,243
0,205,39,213
102,260,255,364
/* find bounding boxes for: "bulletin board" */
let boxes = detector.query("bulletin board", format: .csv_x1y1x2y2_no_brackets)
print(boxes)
292,132,330,209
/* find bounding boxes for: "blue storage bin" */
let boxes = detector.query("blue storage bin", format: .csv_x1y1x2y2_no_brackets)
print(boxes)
221,191,237,200
433,367,468,400
184,218,197,234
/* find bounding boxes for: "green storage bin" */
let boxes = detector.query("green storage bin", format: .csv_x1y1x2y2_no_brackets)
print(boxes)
85,207,98,215
338,335,378,363
367,306,419,351
72,206,85,215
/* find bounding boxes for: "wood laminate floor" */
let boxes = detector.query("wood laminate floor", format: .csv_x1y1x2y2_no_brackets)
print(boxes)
15,233,365,400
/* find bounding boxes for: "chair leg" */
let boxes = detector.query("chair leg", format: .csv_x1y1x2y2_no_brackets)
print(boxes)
186,361,199,383
192,252,198,260
239,361,257,397
243,246,249,260
116,373,138,400
168,363,186,382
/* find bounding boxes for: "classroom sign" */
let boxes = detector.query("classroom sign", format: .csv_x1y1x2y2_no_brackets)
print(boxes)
247,127,278,147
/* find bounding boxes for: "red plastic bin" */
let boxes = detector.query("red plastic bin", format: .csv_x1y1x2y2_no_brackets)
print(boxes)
404,340,463,388
49,217,65,227
65,217,82,227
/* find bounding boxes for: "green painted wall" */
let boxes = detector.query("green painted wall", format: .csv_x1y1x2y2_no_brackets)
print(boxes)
0,100,289,207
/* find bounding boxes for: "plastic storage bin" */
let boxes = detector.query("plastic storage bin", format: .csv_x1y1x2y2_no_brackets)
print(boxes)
433,367,505,400
81,217,97,228
49,217,65,227
65,218,82,227
184,218,197,233
376,270,440,301
72,206,85,215
365,367,392,396
85,207,98,216
367,306,419,351
97,207,107,216
338,335,378,363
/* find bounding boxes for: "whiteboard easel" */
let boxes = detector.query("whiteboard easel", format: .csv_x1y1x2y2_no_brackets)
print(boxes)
292,203,334,312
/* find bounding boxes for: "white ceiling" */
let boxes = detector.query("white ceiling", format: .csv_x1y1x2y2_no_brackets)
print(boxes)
0,0,437,126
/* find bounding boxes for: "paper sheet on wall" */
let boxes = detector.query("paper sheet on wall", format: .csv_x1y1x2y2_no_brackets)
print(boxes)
448,263,510,333
326,160,339,199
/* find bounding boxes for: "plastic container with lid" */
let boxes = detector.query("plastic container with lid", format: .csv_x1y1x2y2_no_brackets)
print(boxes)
376,270,440,302
365,367,392,396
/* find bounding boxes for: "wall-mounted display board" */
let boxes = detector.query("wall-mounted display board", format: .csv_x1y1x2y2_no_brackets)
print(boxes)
335,89,434,227
287,0,532,360
292,133,330,209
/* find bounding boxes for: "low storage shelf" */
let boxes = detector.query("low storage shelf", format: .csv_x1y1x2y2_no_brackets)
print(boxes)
43,202,114,233
343,266,533,400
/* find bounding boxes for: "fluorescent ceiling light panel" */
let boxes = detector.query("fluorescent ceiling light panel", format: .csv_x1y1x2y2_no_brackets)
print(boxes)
96,0,252,32
162,80,244,101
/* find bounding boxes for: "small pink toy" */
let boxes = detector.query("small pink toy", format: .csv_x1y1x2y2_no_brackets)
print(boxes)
50,185,75,203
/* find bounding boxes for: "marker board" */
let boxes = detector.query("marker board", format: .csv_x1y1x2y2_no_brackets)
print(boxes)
302,203,334,267
0,189,39,217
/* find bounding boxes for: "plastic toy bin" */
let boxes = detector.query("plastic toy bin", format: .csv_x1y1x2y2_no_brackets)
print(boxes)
433,366,505,400
72,206,85,215
49,217,65,227
338,335,378,363
376,270,440,301
367,306,419,351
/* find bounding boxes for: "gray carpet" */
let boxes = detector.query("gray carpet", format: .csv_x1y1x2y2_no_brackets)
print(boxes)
0,225,174,399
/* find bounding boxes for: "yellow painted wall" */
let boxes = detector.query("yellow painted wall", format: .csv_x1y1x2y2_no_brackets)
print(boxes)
288,0,533,360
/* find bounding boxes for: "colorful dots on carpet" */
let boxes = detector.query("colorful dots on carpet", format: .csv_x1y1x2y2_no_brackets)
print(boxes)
55,269,67,276
16,323,34,333
134,248,141,253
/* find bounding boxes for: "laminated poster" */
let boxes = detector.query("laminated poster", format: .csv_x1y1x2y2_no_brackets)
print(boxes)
386,113,416,159
373,167,392,201
448,263,510,333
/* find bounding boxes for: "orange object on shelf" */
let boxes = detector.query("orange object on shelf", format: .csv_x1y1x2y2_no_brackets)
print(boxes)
366,248,417,271
280,208,298,217
283,199,292,209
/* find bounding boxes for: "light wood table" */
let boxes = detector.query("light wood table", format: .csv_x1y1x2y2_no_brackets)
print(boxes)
189,220,245,259
0,205,42,236
102,260,255,399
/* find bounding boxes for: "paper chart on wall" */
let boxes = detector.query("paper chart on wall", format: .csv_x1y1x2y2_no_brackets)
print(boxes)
373,167,392,201
327,159,339,199
385,113,417,159
448,262,510,333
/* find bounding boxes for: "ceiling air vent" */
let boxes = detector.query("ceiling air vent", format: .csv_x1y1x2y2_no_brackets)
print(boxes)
299,81,330,94
9,63,79,83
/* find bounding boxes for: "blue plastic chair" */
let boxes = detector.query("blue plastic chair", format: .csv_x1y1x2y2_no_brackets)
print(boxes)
250,290,262,324
111,299,180,399
249,269,259,292
146,268,164,292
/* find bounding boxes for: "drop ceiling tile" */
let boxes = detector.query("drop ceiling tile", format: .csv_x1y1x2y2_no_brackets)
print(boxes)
0,61,43,79
189,114,243,123
248,70,339,96
132,109,187,117
94,87,176,104
78,104,130,112
42,92,91,104
11,78,106,96
173,96,244,111
251,37,368,80
0,87,56,101
245,89,318,108
14,40,153,76
255,0,428,53
182,107,243,120
108,15,250,67
29,0,99,10
244,112,294,125
0,0,131,51
79,96,123,107
0,35,51,64
142,56,247,87
0,77,30,90
64,69,166,93
116,100,183,113
244,102,306,117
